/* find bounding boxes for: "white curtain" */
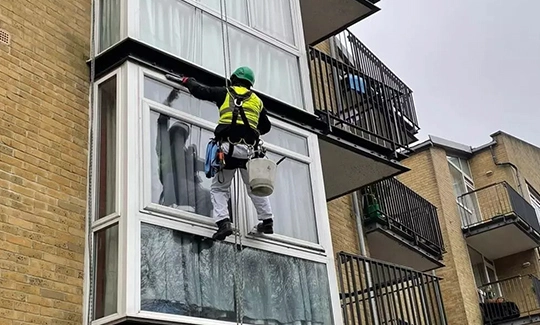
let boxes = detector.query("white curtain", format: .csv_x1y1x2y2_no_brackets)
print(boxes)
139,0,303,109
99,0,121,51
249,0,295,46
198,0,248,24
140,223,333,325
252,151,318,243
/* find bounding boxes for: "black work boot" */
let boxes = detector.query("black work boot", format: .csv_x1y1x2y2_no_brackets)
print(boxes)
256,219,274,234
212,219,233,241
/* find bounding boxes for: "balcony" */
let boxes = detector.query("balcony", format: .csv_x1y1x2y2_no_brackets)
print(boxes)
337,252,447,325
459,182,540,260
359,177,445,272
478,275,540,325
309,30,418,199
300,0,380,45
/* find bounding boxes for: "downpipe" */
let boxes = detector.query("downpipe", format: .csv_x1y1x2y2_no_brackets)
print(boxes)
490,144,523,196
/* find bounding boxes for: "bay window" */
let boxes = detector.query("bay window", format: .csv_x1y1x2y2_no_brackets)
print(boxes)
97,0,311,111
87,62,342,325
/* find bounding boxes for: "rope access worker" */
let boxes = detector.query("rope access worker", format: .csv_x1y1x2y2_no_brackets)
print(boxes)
176,67,274,241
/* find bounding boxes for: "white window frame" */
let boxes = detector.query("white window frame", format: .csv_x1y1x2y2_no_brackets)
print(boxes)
83,61,343,325
447,156,482,224
118,0,315,114
139,67,327,252
84,67,127,325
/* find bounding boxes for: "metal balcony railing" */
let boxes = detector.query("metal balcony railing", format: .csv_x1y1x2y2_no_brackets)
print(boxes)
458,182,540,233
360,178,445,257
337,252,447,325
308,29,419,153
478,275,540,324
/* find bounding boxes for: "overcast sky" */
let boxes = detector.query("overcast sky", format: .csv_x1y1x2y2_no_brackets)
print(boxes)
350,0,540,148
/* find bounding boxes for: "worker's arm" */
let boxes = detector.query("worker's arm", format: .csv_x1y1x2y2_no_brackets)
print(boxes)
257,108,271,135
180,77,227,104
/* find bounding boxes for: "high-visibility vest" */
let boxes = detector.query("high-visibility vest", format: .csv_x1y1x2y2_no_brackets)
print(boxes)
218,86,263,129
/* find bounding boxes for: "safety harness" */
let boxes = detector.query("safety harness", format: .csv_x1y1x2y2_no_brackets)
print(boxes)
204,87,263,180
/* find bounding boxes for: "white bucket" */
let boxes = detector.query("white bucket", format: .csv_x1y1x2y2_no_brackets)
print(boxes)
246,158,277,197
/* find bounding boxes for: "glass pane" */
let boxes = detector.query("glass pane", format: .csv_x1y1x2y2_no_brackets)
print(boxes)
262,126,308,156
461,158,472,178
198,0,248,24
138,3,304,109
93,224,119,319
139,0,197,62
144,77,219,122
96,77,117,219
250,152,318,243
447,156,460,169
530,192,540,222
149,111,213,217
227,26,302,108
140,223,333,324
448,163,466,198
99,0,121,51
200,14,303,109
249,0,295,45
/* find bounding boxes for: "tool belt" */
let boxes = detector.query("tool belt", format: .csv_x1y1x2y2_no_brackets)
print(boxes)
204,137,265,178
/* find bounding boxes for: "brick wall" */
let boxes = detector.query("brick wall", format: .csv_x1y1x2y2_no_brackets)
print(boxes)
0,1,90,324
399,148,483,325
495,133,540,201
328,195,362,256
469,135,540,280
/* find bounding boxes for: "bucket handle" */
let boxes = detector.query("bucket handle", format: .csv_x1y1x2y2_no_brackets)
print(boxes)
276,156,286,166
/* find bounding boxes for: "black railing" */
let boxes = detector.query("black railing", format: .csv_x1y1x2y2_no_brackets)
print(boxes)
308,29,418,153
337,252,447,325
478,275,540,324
458,182,540,233
360,177,445,257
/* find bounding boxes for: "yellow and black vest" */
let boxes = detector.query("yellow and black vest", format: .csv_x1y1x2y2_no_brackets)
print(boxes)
218,86,263,130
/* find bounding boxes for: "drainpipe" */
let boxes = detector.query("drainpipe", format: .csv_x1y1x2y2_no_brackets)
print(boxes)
489,144,523,196
352,192,367,255
352,191,379,324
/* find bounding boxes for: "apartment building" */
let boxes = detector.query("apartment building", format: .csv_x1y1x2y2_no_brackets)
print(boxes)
398,132,540,325
0,0,448,324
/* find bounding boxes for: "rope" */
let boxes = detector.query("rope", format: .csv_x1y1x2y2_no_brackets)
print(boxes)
86,0,97,323
218,1,244,324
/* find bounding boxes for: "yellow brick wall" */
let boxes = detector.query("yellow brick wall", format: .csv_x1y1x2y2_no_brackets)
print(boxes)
399,148,483,325
469,135,540,281
0,1,90,324
328,195,361,256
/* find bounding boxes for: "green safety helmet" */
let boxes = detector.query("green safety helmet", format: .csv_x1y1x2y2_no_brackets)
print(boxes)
231,66,255,86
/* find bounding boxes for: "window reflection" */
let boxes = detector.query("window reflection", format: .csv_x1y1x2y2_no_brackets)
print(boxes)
150,111,213,217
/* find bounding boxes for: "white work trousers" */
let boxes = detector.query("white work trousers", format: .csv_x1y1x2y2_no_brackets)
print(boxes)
210,143,273,223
